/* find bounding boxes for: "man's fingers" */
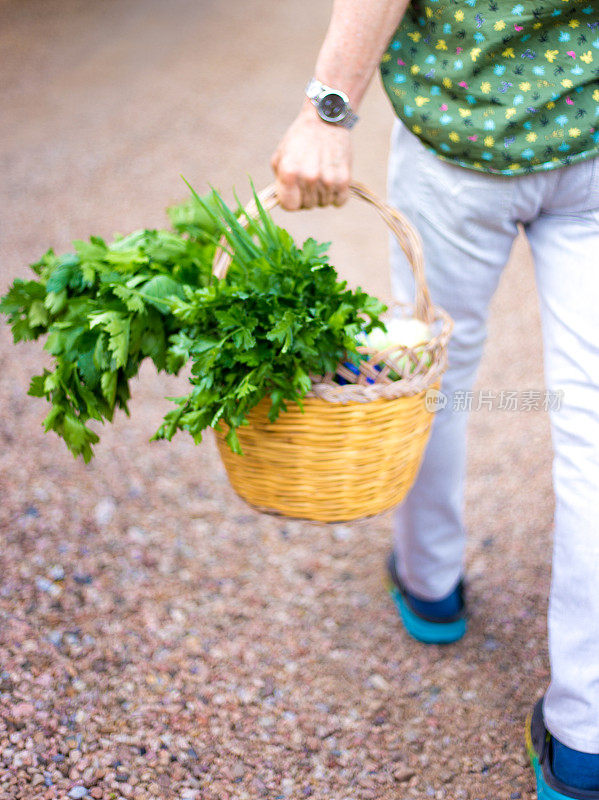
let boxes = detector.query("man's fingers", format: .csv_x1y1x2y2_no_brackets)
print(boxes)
298,174,319,209
274,164,350,209
320,166,350,207
332,184,350,206
316,183,332,207
275,161,306,210
276,173,348,209
276,175,302,211
331,171,351,206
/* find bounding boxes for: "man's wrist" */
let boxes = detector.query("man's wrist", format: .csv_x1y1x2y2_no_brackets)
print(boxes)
298,101,351,133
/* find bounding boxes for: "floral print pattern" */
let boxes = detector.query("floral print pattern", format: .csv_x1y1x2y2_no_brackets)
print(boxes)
380,0,599,174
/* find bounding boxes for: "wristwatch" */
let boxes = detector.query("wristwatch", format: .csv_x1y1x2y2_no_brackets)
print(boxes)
305,78,359,129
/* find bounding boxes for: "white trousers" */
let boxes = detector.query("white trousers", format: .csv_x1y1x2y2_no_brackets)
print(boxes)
388,120,599,752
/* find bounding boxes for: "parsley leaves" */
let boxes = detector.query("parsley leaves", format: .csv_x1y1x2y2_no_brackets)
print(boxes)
1,184,386,459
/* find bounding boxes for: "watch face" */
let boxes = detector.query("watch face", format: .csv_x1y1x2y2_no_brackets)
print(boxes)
319,92,346,121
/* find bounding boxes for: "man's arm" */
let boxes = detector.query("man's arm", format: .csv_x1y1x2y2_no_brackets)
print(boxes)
271,0,411,210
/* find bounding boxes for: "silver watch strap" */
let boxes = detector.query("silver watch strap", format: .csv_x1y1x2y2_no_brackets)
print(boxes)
305,77,323,101
339,109,359,130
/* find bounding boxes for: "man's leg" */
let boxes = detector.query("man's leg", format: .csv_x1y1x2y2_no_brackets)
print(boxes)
387,120,518,600
525,157,599,755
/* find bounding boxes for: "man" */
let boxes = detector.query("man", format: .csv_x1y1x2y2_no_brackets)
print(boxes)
271,1,599,797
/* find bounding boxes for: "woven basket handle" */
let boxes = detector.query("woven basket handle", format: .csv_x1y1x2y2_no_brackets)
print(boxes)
212,181,434,324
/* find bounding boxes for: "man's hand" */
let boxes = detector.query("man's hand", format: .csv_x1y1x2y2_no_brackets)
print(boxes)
271,103,352,211
270,0,409,211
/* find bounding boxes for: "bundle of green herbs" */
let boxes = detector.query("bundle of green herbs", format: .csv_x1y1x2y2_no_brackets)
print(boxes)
1,183,386,459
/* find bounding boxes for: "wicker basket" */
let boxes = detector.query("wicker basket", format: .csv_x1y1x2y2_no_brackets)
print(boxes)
214,182,453,523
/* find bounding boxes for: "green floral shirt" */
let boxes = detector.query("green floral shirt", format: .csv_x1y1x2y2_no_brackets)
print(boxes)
380,0,599,174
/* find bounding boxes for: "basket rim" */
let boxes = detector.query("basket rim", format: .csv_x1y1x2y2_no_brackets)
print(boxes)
307,301,452,403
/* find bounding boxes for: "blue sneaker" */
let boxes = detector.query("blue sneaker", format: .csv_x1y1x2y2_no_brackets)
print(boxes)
385,552,467,644
526,698,599,800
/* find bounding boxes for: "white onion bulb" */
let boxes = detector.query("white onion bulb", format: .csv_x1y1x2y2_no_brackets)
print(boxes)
365,317,431,351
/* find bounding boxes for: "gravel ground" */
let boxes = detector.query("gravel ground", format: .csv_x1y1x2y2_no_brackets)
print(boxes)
1,1,554,798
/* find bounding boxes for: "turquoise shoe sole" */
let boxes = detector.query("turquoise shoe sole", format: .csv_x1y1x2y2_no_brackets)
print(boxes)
526,698,599,800
388,584,467,644
385,553,467,645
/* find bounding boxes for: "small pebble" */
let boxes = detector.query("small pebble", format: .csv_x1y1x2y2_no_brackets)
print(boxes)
68,787,88,799
369,674,392,692
73,572,93,585
94,498,116,526
332,525,352,541
11,702,34,720
394,767,415,783
483,637,500,651
47,630,63,647
49,565,65,581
